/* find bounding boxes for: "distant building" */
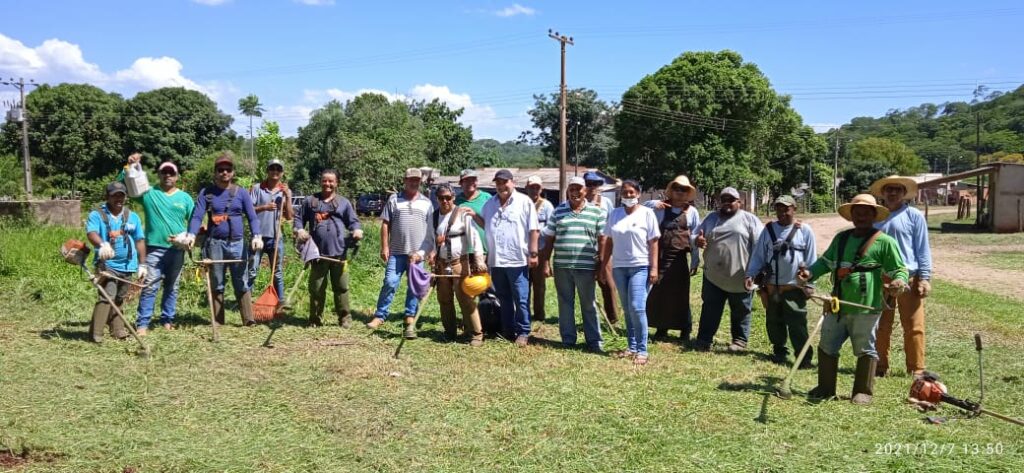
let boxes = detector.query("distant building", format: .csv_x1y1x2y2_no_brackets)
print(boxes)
434,167,621,205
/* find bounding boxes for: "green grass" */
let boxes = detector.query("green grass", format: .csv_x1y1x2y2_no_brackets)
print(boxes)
1,219,1023,471
978,251,1024,272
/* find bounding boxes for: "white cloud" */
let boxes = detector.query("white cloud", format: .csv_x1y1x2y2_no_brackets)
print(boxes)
294,0,335,5
191,0,232,6
494,4,535,17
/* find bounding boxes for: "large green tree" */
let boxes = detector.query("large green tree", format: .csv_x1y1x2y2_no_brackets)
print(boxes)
410,99,473,175
121,87,234,171
521,88,616,169
0,83,124,192
848,137,925,176
238,93,264,168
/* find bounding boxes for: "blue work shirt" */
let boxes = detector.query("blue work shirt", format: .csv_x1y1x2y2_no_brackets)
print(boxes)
294,193,362,258
874,203,932,279
189,185,260,241
745,221,817,285
86,204,145,273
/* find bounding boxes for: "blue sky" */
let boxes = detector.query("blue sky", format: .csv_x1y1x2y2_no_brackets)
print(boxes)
3,0,1023,141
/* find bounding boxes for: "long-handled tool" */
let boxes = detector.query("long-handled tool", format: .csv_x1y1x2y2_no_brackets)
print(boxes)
84,266,151,357
909,334,1024,426
254,207,285,322
393,283,434,360
776,291,878,400
195,258,243,342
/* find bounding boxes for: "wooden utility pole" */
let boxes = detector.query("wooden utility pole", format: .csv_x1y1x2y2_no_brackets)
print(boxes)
833,129,840,211
549,29,573,202
976,112,982,226
3,78,38,198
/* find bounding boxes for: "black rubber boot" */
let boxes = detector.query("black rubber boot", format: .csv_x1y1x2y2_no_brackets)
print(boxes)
238,292,255,326
852,356,877,405
212,293,225,325
90,302,111,343
807,348,838,400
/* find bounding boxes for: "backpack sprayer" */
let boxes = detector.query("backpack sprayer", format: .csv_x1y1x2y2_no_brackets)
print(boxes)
909,334,1024,426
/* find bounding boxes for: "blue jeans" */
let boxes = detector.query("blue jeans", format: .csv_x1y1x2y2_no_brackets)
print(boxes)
695,277,752,348
820,312,881,358
491,266,531,337
136,246,185,328
373,255,420,319
247,235,284,298
206,238,249,295
613,266,650,356
553,268,602,349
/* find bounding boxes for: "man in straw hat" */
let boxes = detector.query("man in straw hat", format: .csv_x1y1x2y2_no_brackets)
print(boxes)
797,194,909,404
869,175,932,378
645,175,701,344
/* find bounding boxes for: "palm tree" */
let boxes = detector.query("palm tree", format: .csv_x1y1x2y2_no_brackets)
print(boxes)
238,94,265,168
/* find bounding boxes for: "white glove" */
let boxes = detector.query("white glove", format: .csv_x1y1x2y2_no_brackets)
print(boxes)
352,229,364,240
184,233,196,250
137,265,149,282
251,236,264,252
98,242,115,260
295,229,311,243
170,232,190,250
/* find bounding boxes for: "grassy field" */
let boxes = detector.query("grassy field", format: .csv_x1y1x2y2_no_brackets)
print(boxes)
1,218,1023,472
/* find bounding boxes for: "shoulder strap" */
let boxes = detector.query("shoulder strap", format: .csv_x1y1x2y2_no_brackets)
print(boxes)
766,222,778,244
856,229,882,260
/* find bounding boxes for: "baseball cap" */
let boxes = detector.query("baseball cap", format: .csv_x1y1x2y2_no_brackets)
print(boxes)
157,162,178,174
492,169,514,181
567,176,586,187
583,171,603,184
405,168,423,179
266,159,284,170
719,187,740,199
774,195,797,207
106,181,127,195
525,175,543,187
459,169,478,180
214,154,233,167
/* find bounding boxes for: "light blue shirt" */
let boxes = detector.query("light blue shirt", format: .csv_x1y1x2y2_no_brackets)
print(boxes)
86,204,145,273
745,221,817,285
874,203,932,279
534,197,555,251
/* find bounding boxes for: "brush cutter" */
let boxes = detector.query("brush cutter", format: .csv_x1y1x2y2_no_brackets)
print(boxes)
254,206,285,322
60,240,151,357
908,334,1024,426
191,255,243,343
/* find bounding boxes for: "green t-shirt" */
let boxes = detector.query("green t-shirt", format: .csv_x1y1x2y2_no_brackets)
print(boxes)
456,190,492,253
119,169,196,249
808,230,908,315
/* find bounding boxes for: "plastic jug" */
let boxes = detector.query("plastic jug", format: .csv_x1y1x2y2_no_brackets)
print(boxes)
125,163,150,198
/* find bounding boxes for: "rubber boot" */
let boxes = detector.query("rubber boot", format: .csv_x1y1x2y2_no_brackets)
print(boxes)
238,292,255,326
807,348,838,400
90,302,112,343
852,356,877,405
212,293,225,325
107,310,127,340
338,310,352,328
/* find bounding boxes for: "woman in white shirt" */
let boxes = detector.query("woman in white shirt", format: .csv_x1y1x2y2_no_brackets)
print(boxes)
432,185,487,347
601,180,661,365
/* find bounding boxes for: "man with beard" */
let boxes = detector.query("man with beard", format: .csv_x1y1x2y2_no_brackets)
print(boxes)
645,175,701,343
583,171,619,325
693,187,764,352
525,175,554,323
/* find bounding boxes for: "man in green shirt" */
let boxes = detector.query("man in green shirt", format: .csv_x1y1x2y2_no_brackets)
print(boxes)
123,153,195,334
798,193,909,405
455,169,491,252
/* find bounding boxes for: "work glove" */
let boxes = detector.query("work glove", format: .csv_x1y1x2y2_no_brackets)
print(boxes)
352,229,364,240
98,242,115,260
294,229,311,243
917,279,931,298
184,233,196,250
169,232,190,250
251,236,264,252
137,265,149,282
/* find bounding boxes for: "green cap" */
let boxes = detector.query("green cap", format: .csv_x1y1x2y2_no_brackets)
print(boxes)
774,195,797,207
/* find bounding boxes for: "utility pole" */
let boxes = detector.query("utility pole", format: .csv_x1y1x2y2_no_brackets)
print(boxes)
833,129,840,211
549,29,573,202
975,111,982,226
3,78,38,199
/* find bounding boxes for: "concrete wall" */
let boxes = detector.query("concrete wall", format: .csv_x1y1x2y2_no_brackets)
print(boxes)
0,200,82,227
992,165,1024,233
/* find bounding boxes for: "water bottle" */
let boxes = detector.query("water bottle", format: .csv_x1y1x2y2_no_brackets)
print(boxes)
125,163,150,198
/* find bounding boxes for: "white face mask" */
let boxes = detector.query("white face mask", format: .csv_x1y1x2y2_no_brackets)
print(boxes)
622,197,639,208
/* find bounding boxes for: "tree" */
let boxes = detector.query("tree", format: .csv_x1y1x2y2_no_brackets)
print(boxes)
0,83,124,193
611,50,820,197
254,120,290,179
238,94,265,168
121,87,234,172
521,88,615,168
839,160,894,201
409,99,473,174
848,137,925,175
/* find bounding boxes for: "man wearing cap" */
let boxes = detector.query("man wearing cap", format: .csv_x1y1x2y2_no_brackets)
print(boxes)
121,153,194,335
85,182,147,342
745,195,817,367
187,153,262,326
294,169,363,327
645,175,701,343
693,187,764,352
368,168,435,338
584,171,620,326
247,158,294,314
465,169,540,347
525,175,555,323
540,176,607,351
798,194,909,404
870,176,932,378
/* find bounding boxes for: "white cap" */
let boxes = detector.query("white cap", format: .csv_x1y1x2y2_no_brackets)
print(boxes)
525,175,543,187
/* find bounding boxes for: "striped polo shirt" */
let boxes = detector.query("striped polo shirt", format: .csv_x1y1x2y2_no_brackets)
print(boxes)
542,201,606,270
381,191,435,256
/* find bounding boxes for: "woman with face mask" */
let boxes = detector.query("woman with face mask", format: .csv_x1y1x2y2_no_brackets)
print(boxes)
600,180,661,366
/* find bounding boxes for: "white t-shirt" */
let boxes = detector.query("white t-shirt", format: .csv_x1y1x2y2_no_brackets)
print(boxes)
482,191,540,268
604,206,661,268
436,210,483,260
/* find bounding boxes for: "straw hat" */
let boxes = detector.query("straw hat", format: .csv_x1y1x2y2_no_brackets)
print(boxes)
665,175,697,201
838,193,890,222
869,175,918,198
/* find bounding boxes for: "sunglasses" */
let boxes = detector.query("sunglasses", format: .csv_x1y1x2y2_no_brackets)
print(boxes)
215,167,233,174
438,195,454,201
159,170,177,176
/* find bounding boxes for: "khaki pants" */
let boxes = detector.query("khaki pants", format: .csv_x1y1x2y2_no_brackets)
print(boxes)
597,274,620,325
529,263,548,322
435,257,483,341
876,276,926,374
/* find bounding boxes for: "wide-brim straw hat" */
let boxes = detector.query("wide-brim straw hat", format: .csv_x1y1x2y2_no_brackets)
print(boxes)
665,175,697,201
869,175,918,198
838,193,890,222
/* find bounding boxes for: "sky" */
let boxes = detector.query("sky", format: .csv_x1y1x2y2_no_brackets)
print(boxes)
2,0,1023,141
